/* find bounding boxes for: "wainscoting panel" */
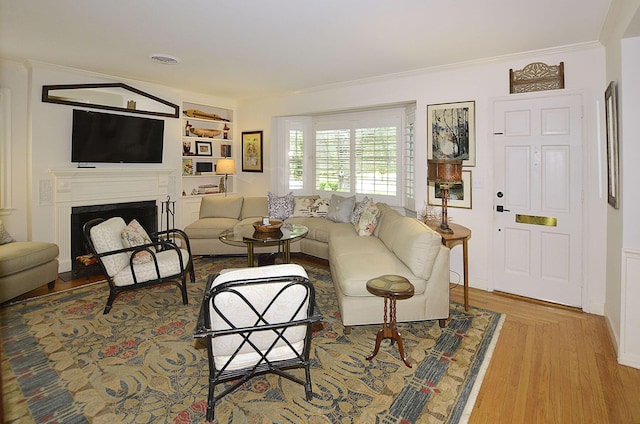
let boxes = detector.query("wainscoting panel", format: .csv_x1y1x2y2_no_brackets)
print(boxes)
621,248,640,369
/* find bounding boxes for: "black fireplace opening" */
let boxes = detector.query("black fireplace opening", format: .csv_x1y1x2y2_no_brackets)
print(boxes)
71,200,158,276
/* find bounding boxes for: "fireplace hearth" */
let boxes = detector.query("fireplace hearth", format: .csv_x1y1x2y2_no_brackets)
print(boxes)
71,200,157,275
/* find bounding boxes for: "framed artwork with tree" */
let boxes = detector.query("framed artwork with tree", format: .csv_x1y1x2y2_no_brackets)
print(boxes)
427,101,476,166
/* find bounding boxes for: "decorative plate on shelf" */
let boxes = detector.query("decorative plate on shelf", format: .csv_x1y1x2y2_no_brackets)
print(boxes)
252,220,283,232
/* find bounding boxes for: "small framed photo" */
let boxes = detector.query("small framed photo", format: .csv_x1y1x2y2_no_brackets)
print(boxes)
428,170,472,209
427,100,476,166
182,158,194,176
196,141,213,156
242,130,263,172
221,144,231,157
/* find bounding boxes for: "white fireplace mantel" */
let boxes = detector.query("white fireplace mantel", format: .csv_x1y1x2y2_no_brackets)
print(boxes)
49,167,176,272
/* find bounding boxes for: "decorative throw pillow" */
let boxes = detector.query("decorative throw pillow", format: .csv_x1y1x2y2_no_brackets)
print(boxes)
0,220,15,245
309,198,330,217
267,192,294,220
292,196,320,217
326,194,356,223
350,196,370,225
121,219,154,264
355,200,380,236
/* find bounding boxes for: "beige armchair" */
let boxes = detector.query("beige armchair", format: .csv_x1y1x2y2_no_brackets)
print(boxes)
83,217,194,314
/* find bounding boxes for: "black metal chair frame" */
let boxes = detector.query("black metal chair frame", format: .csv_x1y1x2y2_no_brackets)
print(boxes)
83,217,195,314
194,272,322,422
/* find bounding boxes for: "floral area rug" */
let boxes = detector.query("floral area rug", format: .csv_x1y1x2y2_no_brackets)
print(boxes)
1,256,504,423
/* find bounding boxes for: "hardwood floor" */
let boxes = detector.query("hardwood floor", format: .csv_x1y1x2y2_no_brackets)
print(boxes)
3,257,640,423
450,285,640,424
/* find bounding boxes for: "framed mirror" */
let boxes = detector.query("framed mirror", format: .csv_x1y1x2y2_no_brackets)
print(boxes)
42,82,179,118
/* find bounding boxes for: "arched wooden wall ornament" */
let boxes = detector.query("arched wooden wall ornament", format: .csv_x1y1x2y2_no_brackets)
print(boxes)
509,62,565,94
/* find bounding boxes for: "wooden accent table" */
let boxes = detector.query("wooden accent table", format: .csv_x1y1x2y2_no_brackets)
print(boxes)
365,275,415,368
426,222,472,311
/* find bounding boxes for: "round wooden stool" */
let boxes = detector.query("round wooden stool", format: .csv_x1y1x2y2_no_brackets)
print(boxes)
365,275,415,368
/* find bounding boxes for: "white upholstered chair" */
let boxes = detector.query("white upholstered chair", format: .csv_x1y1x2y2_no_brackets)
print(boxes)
194,264,321,422
83,217,194,314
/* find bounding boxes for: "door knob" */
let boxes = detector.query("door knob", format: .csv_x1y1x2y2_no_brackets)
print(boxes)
496,205,510,212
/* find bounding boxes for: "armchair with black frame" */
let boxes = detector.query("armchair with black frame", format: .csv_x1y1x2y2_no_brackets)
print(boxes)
83,217,195,314
194,264,322,422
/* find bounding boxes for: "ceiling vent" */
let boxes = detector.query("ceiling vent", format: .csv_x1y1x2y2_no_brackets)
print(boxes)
150,54,180,65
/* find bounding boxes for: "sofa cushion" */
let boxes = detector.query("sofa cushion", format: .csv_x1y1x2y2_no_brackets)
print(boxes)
391,219,442,280
326,194,356,223
121,219,154,264
308,198,329,217
355,200,379,236
331,251,427,297
184,217,240,238
376,206,403,250
241,197,269,220
267,192,294,220
350,196,370,225
0,220,15,245
89,217,129,277
0,241,59,276
199,196,244,219
285,217,345,243
292,196,320,217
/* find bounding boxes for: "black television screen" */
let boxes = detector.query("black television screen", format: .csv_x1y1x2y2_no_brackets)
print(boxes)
72,109,164,163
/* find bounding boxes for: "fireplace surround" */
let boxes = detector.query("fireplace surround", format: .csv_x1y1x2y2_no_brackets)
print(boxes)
70,200,157,274
49,168,174,272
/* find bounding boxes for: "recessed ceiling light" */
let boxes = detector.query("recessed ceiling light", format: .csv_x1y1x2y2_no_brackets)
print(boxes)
150,54,180,65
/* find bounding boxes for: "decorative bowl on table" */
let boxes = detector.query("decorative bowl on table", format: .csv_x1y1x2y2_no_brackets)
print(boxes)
252,219,283,232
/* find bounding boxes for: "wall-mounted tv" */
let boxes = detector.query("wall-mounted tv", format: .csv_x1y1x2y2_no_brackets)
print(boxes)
72,109,164,163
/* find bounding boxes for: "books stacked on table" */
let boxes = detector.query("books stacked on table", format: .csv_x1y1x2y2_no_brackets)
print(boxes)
197,184,219,194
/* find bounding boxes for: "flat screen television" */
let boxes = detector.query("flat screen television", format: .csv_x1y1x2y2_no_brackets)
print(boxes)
72,109,164,163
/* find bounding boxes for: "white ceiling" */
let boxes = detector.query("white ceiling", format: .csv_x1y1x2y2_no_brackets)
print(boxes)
0,0,613,100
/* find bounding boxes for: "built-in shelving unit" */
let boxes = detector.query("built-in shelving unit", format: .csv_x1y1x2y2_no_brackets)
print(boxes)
180,102,234,197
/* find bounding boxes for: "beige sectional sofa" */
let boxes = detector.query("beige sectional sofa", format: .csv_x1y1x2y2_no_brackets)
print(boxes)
184,195,450,330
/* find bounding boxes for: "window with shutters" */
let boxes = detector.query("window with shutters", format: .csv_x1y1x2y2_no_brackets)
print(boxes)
279,106,413,207
288,129,304,190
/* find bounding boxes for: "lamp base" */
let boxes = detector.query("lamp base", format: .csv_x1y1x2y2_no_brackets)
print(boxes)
437,224,454,235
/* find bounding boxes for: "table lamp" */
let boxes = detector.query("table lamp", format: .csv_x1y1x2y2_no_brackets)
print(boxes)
427,159,463,234
216,158,236,196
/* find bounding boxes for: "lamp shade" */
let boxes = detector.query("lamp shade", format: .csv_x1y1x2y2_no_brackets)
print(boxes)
216,158,236,175
427,159,463,184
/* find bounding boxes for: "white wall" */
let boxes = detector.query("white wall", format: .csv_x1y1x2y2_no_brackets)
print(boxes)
620,36,640,367
600,0,640,368
1,60,236,245
0,60,30,240
237,46,608,313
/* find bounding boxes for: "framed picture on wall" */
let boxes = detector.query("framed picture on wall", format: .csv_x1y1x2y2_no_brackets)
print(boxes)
428,170,472,209
427,101,476,166
605,81,619,209
242,130,263,172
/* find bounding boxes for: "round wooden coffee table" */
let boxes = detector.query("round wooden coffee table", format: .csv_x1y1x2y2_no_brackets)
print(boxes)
365,275,415,368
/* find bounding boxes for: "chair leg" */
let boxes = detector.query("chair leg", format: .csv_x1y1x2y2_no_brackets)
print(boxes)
47,280,56,290
103,291,117,314
304,365,313,401
180,279,189,305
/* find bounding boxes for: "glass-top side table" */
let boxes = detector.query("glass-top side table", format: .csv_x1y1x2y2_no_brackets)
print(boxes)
219,223,308,267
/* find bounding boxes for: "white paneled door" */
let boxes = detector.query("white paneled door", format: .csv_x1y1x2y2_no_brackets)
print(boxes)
492,93,583,307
